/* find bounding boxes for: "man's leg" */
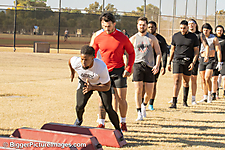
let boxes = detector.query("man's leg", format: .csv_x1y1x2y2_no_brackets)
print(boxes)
75,85,93,125
182,74,191,107
142,82,154,117
212,75,219,100
149,82,157,110
169,73,182,108
191,75,197,105
98,90,121,131
97,99,106,128
134,81,144,121
223,76,225,97
205,69,213,103
199,70,208,103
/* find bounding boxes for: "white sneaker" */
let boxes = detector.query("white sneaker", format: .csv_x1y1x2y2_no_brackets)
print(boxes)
74,119,82,126
136,112,143,121
192,101,197,105
207,95,212,103
141,103,146,118
198,99,207,103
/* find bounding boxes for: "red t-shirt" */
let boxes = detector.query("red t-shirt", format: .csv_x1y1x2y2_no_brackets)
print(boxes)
92,29,135,73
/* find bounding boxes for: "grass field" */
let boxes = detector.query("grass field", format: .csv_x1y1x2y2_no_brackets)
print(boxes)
0,49,225,150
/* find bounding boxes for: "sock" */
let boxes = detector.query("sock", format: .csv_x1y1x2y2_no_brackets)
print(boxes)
173,97,177,104
98,119,105,125
192,96,196,101
208,91,212,96
142,98,144,103
224,90,225,96
149,99,154,105
183,86,189,102
143,103,147,106
203,95,208,99
120,117,126,123
137,108,141,112
212,93,216,98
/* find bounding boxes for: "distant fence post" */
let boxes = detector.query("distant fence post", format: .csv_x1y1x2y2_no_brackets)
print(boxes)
13,0,18,52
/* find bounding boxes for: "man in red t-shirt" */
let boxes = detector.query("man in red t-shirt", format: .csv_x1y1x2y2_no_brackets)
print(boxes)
91,13,135,131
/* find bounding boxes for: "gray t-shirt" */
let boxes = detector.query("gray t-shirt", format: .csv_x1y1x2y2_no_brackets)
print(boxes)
132,32,155,68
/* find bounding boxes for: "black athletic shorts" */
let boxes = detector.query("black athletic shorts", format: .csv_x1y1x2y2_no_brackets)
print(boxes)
172,59,192,76
199,57,216,71
109,67,127,88
191,59,199,76
132,62,155,83
220,63,225,76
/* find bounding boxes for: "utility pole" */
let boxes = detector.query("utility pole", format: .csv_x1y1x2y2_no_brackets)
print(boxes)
57,0,61,53
13,0,18,52
102,0,105,13
144,0,146,17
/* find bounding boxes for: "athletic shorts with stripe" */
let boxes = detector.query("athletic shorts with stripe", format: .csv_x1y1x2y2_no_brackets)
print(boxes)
199,57,216,71
172,59,192,76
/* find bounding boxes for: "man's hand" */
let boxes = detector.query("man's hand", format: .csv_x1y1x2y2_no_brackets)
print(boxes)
83,79,93,94
152,65,159,75
204,56,209,62
122,70,131,78
161,67,166,75
216,62,223,71
188,62,194,71
168,64,171,72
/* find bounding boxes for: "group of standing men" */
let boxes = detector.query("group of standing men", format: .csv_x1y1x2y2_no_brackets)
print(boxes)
68,12,225,134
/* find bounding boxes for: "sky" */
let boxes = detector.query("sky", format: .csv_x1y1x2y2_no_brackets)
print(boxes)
1,0,225,16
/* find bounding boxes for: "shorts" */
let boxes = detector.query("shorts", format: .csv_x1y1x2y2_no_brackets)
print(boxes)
132,62,155,83
172,59,192,76
109,67,127,88
199,57,216,71
155,63,162,82
191,59,199,76
221,62,225,76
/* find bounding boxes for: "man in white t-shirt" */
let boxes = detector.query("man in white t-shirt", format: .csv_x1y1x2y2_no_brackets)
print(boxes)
68,45,122,133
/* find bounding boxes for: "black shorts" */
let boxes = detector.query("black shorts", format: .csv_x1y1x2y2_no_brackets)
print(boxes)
109,67,127,88
172,59,192,76
191,60,199,76
221,63,225,76
199,57,216,71
132,62,155,83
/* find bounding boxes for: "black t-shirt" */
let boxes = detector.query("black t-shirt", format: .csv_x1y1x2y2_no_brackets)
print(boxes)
171,32,199,60
216,34,225,62
152,34,168,68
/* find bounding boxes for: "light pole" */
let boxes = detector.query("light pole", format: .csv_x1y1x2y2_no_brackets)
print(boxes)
13,0,18,52
102,0,105,13
57,0,61,53
144,0,146,17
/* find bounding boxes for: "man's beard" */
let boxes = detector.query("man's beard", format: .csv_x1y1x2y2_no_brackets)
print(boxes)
139,29,147,33
82,66,90,70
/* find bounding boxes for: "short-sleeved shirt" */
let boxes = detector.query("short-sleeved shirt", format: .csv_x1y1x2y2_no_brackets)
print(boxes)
70,57,110,85
155,34,168,68
171,32,199,61
92,29,135,73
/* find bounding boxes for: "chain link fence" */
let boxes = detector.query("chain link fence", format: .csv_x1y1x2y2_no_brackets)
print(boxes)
0,0,224,50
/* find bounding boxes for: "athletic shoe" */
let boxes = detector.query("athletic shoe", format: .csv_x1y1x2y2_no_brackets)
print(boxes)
148,105,154,110
169,103,177,109
74,119,82,126
198,99,207,103
212,96,216,101
141,103,146,118
136,112,143,121
97,124,105,128
120,123,127,132
192,101,197,105
207,95,212,103
183,101,189,107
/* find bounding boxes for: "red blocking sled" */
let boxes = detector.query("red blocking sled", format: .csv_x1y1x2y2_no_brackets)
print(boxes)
11,127,102,150
41,122,127,148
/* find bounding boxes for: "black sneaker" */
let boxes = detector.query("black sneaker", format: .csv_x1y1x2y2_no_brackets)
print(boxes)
183,102,189,107
169,103,177,109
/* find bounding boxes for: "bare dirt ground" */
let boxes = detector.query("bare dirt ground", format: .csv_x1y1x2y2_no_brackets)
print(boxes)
0,48,225,150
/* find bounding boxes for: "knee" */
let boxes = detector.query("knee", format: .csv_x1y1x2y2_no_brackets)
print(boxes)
135,88,143,95
174,78,180,86
76,105,84,112
205,77,211,83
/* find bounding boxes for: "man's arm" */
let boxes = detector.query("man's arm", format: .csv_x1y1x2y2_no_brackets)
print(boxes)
89,32,96,46
83,79,111,94
200,33,209,62
151,36,162,75
168,45,175,72
159,35,168,75
215,37,222,62
188,47,199,71
123,37,135,74
68,58,75,82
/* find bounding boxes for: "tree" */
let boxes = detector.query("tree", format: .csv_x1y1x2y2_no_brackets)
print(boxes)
84,1,117,14
62,7,81,13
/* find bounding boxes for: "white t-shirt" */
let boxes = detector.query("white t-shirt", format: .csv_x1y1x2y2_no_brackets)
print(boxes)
70,56,110,85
